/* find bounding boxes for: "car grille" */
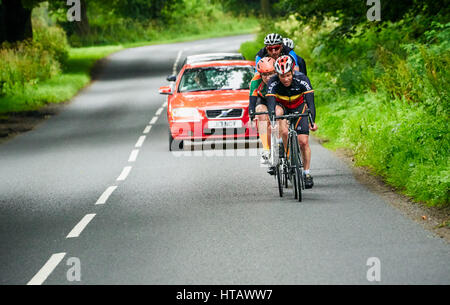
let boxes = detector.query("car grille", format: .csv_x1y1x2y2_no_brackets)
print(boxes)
206,109,243,119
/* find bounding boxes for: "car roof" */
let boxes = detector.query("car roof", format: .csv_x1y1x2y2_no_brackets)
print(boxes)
185,53,245,64
184,60,255,69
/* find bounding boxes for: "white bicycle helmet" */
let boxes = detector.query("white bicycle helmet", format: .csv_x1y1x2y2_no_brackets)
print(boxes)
275,55,294,74
283,38,295,49
264,33,283,46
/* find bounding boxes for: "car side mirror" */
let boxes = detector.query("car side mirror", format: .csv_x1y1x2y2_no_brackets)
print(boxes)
159,86,172,95
166,75,176,82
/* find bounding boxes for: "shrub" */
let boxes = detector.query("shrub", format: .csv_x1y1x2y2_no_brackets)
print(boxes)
0,20,69,97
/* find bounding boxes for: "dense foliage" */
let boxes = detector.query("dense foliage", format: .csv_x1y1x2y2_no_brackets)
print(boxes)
0,19,68,97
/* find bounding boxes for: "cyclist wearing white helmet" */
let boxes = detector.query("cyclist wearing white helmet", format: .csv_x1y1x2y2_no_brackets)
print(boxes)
255,33,307,75
266,55,317,188
282,37,307,76
282,37,295,49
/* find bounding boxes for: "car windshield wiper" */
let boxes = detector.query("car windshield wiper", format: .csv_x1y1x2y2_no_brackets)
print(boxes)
182,88,220,92
181,87,247,93
208,87,246,91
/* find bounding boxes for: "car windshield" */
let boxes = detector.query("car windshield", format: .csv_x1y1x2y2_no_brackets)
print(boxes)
178,66,254,93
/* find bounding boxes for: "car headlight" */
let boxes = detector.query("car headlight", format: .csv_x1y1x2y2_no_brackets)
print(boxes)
172,108,201,122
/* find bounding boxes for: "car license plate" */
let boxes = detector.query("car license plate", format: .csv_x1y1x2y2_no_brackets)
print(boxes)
208,120,242,129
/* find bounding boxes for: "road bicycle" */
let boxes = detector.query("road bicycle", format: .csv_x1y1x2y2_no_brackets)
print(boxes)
254,109,314,201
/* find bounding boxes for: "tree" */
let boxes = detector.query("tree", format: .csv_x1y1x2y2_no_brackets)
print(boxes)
0,0,44,43
49,0,90,37
261,0,270,17
275,0,449,37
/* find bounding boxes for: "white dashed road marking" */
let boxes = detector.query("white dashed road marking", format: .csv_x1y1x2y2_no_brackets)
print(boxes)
143,125,152,134
128,149,139,162
27,253,67,285
117,166,132,181
135,136,146,148
150,116,158,125
28,48,179,285
95,186,118,205
67,214,96,239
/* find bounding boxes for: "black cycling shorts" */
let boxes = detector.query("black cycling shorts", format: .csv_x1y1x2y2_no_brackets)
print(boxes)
276,103,310,135
255,97,268,108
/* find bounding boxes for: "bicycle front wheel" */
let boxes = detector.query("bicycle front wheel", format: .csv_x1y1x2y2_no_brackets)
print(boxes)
291,135,303,202
276,164,283,197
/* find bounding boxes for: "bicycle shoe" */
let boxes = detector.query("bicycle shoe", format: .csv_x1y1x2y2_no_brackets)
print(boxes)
260,150,270,166
267,166,276,176
304,174,314,189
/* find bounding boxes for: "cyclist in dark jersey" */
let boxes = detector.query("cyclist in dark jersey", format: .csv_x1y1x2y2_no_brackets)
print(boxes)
266,55,317,188
255,33,307,75
283,37,308,76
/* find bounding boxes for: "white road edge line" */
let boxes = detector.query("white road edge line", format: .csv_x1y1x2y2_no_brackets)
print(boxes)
135,135,146,148
66,214,96,239
117,166,132,181
128,149,139,162
27,252,66,285
95,186,118,205
143,125,152,134
156,107,164,116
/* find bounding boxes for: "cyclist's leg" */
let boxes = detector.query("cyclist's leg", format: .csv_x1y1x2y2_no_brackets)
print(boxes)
295,104,314,188
298,134,311,170
255,102,270,152
276,103,288,151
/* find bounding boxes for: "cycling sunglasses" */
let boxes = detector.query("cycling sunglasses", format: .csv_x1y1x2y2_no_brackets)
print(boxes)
261,72,275,78
266,45,281,52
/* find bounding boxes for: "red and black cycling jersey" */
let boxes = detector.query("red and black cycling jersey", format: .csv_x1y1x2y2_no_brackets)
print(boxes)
265,71,316,122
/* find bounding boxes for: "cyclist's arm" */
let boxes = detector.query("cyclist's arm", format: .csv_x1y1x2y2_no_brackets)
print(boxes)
248,75,261,117
301,76,315,122
298,56,307,76
265,78,278,120
254,55,262,72
288,50,299,66
249,96,258,116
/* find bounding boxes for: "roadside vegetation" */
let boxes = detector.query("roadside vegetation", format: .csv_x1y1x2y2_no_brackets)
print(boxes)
240,2,449,206
0,0,258,114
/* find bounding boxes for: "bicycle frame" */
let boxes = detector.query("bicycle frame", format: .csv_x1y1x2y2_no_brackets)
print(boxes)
253,109,314,200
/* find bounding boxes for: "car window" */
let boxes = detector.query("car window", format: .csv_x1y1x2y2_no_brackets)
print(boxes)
178,66,254,93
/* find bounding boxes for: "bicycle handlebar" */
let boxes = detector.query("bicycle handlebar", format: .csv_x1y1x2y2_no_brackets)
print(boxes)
252,110,315,126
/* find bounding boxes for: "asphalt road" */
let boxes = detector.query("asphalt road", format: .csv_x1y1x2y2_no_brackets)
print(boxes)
0,34,449,285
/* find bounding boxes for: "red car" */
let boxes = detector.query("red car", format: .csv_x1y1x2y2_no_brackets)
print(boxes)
159,60,257,150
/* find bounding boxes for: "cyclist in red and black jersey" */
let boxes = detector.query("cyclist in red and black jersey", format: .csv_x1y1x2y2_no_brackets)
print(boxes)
266,55,317,188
